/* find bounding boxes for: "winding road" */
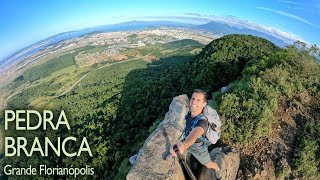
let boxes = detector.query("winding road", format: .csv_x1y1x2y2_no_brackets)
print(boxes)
58,57,141,97
1,57,142,111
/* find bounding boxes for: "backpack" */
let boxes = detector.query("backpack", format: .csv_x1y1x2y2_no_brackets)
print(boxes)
179,105,221,146
201,105,221,145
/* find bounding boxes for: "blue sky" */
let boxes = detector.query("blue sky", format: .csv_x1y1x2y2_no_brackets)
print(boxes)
0,0,319,60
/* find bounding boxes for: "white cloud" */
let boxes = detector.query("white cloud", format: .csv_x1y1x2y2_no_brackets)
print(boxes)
172,14,306,44
278,0,303,5
209,15,303,41
133,15,211,25
184,13,202,17
256,7,320,29
105,14,310,46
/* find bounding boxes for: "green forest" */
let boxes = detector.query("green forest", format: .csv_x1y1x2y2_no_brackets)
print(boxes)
1,34,319,179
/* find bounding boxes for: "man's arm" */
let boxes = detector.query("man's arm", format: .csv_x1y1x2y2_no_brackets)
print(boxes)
170,127,204,156
182,127,204,148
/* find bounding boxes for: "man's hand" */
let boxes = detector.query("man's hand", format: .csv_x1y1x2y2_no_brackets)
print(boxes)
170,142,185,157
170,126,204,157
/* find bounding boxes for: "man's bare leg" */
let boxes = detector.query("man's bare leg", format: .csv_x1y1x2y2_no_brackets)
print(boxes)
206,161,222,179
205,161,219,170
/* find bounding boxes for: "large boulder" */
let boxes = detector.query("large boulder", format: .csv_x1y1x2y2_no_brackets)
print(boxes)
221,86,231,94
127,95,189,180
196,146,240,180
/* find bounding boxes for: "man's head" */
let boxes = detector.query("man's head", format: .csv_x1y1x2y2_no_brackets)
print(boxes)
189,89,207,115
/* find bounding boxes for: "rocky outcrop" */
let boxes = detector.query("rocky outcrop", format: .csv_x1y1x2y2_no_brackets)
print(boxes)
127,94,189,180
221,86,231,94
195,147,240,180
127,95,240,180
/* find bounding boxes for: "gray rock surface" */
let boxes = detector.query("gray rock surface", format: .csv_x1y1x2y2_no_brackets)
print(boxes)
221,86,231,94
129,154,138,165
127,94,189,180
197,146,240,180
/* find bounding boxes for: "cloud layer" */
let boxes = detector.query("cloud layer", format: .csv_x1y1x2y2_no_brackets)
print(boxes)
256,6,320,29
137,14,307,45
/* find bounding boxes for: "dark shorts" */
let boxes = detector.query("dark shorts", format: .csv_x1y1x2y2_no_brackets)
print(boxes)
187,144,211,165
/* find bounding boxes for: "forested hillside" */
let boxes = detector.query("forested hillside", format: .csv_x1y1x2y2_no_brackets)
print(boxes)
192,35,319,179
1,34,319,179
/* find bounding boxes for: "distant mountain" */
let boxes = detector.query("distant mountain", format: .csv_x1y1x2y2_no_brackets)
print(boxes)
192,21,290,47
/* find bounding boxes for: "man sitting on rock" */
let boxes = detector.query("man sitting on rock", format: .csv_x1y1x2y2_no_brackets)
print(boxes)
170,89,222,179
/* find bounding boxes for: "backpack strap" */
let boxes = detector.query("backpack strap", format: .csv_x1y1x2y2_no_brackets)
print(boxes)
191,114,210,144
178,113,191,140
192,115,211,145
178,114,204,141
191,114,204,129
